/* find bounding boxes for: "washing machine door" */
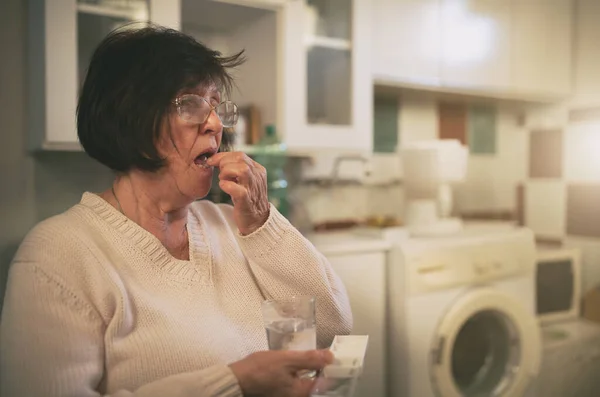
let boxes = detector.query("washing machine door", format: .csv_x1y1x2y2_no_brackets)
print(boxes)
430,288,541,397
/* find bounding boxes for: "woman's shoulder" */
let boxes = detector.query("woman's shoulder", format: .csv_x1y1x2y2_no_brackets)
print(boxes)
8,206,116,322
21,208,86,244
14,203,100,270
10,201,126,304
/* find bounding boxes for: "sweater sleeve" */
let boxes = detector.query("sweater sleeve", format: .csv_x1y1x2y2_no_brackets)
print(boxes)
0,262,242,397
230,204,353,348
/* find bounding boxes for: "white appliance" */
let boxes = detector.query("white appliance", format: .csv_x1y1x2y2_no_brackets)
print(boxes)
310,231,391,397
537,319,600,397
401,139,469,237
535,245,582,324
387,225,542,397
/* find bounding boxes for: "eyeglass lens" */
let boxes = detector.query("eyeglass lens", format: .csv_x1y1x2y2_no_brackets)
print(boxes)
177,95,238,128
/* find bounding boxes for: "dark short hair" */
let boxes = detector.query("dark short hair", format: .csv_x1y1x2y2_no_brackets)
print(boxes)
77,24,245,173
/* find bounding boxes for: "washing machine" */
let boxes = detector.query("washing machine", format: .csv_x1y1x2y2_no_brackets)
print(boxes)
386,225,542,397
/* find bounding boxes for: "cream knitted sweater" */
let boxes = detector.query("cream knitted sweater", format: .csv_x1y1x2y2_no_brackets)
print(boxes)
0,193,353,397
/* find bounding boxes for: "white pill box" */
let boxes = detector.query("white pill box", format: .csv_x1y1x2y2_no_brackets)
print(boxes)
323,335,369,378
311,335,369,397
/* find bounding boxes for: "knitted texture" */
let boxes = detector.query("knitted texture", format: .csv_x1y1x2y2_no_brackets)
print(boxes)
0,192,352,397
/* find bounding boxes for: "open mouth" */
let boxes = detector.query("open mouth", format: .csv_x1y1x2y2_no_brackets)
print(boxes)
194,149,217,169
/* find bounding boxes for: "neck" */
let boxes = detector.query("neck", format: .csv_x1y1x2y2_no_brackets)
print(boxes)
104,173,191,260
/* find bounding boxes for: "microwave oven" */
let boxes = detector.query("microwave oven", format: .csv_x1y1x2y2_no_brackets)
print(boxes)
535,246,582,324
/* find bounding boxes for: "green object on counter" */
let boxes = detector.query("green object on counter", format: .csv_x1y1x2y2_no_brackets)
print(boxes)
252,125,290,218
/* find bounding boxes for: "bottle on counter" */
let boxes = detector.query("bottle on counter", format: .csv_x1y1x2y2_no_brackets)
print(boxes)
251,125,290,218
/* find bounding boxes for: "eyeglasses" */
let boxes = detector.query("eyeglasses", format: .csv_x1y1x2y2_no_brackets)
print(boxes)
173,94,239,128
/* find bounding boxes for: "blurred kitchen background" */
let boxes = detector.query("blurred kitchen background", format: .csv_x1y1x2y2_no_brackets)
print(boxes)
3,0,600,396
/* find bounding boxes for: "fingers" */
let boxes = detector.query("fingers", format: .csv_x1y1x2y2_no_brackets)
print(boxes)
206,151,255,168
210,151,265,188
218,180,247,203
218,162,253,185
284,349,334,371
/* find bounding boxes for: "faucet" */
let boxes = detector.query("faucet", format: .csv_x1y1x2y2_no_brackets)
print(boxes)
330,154,371,184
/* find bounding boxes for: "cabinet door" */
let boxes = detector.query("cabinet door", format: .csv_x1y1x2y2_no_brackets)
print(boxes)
544,0,573,96
441,0,511,90
511,1,546,95
326,251,387,397
573,0,600,102
373,0,442,86
29,0,78,149
511,0,572,97
30,0,180,150
281,0,373,151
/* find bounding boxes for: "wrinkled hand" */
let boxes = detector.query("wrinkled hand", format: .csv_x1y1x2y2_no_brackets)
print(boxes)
207,152,270,235
229,349,333,397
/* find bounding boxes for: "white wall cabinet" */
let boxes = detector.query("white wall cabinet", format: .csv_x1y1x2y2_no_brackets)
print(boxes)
190,0,373,153
29,0,179,150
373,0,442,88
511,0,573,98
373,0,574,102
32,0,373,153
441,0,512,91
280,0,373,152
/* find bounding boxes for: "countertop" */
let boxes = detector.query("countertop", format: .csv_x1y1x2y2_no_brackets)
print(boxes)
306,229,393,256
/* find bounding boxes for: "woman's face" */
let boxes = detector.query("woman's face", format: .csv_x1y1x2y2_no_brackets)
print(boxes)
155,84,223,203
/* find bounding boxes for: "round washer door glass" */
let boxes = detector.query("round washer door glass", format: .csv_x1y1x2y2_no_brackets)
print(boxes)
451,310,518,394
430,289,541,397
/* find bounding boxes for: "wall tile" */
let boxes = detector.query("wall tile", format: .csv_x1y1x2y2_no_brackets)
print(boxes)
569,106,600,123
566,183,600,237
438,102,467,145
373,96,399,153
524,180,566,239
468,105,496,155
529,129,563,178
516,183,525,226
564,122,600,181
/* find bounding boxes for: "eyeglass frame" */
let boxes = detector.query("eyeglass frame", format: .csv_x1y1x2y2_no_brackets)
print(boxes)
172,94,239,128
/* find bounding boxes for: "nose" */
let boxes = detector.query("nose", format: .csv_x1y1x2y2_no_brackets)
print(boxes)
202,108,223,136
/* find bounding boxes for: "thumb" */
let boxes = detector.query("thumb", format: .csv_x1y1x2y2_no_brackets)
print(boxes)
284,349,334,371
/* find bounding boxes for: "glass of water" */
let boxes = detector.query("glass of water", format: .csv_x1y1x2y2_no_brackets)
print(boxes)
261,296,317,352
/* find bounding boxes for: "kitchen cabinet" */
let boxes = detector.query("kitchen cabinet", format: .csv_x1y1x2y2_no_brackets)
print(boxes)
191,0,372,153
31,0,372,153
511,0,573,98
373,0,442,87
280,0,373,152
310,233,390,397
28,0,179,150
373,0,574,102
327,251,387,397
441,0,512,91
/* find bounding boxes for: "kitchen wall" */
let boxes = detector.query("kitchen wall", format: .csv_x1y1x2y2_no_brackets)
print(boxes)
0,0,114,312
399,95,528,216
296,94,528,226
523,0,600,293
0,0,34,312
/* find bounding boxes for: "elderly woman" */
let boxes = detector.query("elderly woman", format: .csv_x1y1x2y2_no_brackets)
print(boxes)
0,26,352,397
